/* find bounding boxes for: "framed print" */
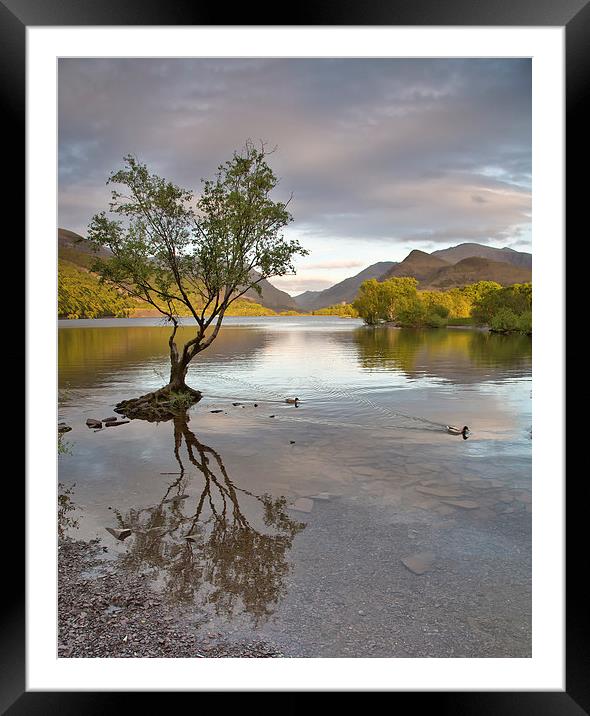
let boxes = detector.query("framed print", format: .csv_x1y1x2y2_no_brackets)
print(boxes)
7,0,584,710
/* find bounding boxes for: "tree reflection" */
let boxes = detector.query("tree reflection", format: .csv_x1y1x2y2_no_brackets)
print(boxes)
113,413,305,623
351,326,531,381
58,482,79,538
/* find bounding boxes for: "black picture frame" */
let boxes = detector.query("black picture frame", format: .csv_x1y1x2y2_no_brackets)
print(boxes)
9,0,582,711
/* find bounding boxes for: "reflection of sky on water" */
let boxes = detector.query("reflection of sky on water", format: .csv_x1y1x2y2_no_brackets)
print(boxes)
59,317,531,626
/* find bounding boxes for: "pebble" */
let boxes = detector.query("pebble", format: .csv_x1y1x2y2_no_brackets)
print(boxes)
401,552,436,575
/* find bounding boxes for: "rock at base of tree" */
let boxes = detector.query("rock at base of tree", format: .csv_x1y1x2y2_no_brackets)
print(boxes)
58,425,72,433
104,420,130,427
105,527,132,541
86,419,102,429
114,387,202,422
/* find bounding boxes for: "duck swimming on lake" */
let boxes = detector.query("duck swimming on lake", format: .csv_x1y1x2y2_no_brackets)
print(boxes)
446,425,470,439
285,397,300,405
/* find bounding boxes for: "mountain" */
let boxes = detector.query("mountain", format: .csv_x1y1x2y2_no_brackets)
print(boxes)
378,247,530,290
293,290,322,309
380,250,449,283
58,227,111,265
243,271,299,312
58,228,298,313
423,256,531,289
293,261,397,310
431,242,532,269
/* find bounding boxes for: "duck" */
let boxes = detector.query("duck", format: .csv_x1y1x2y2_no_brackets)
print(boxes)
446,425,470,439
285,397,300,405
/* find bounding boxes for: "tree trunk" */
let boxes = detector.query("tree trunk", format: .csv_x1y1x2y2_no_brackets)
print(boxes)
167,359,189,392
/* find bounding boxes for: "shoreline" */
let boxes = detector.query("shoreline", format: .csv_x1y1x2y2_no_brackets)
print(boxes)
58,537,283,658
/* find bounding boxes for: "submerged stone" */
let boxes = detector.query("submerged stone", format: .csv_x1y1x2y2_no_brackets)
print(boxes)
86,418,102,429
104,420,130,427
401,551,435,575
105,527,132,541
416,485,468,498
441,499,480,510
289,498,314,513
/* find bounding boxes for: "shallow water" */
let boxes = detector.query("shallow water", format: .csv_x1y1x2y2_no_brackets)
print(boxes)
58,317,532,657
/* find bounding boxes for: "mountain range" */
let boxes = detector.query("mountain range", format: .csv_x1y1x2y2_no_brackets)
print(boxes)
294,261,397,310
431,242,532,268
59,228,531,313
295,244,531,310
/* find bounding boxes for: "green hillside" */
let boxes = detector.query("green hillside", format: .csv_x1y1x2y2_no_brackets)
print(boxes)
58,260,134,318
58,228,285,319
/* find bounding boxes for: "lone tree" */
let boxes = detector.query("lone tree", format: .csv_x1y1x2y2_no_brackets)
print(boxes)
88,142,307,419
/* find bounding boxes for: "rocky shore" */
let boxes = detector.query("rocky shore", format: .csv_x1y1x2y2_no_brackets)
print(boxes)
58,537,283,658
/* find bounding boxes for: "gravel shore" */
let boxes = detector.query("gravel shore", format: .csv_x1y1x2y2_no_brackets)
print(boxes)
58,537,283,658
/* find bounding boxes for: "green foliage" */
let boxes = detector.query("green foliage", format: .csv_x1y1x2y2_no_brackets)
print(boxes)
472,283,531,333
353,276,531,333
353,277,419,325
88,144,307,323
59,260,278,319
227,300,276,316
311,303,359,317
58,260,134,318
86,143,308,379
424,312,448,328
166,391,199,412
459,280,503,304
352,279,387,325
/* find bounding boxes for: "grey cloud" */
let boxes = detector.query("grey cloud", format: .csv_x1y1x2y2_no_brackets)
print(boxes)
58,58,531,258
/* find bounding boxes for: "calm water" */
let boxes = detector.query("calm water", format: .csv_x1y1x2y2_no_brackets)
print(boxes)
58,317,532,657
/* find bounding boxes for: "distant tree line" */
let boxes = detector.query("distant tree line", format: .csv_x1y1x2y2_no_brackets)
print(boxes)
353,277,531,334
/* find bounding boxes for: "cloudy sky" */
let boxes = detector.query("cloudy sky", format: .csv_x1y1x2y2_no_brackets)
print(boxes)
58,58,531,295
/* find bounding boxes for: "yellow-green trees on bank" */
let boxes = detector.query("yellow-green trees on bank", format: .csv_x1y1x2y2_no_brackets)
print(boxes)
352,277,420,325
353,277,531,334
311,303,359,317
472,283,532,334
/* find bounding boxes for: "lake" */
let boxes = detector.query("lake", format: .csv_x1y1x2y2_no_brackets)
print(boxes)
58,316,532,657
